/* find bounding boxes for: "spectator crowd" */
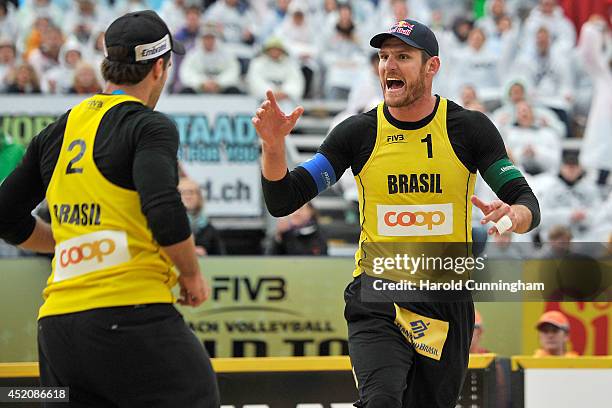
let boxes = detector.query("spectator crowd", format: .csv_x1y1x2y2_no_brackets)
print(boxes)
0,0,611,255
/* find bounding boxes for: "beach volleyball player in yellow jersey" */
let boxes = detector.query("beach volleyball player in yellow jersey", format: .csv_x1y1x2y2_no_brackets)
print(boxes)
253,19,540,408
0,11,219,407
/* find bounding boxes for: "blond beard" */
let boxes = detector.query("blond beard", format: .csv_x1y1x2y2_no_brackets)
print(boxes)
385,68,427,108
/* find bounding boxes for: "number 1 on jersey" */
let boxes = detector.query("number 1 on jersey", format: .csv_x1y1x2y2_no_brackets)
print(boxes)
421,134,433,159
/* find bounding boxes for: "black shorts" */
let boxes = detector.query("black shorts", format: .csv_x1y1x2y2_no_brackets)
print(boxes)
38,303,219,408
345,276,474,408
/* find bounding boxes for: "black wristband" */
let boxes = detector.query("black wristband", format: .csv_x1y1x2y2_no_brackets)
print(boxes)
515,195,541,232
496,178,541,232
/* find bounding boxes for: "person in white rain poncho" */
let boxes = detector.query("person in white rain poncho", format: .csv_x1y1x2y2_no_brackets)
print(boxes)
502,100,561,175
577,16,612,187
536,150,602,242
179,25,242,94
247,37,304,109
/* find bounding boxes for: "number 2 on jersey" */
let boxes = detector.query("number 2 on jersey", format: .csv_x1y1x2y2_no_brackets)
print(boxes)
66,139,86,174
421,134,433,159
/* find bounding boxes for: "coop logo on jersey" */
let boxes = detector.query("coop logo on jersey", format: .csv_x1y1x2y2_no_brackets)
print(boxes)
389,21,415,36
377,204,453,236
53,230,131,282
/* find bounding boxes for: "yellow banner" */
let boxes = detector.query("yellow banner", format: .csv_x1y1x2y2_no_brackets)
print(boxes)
176,257,353,357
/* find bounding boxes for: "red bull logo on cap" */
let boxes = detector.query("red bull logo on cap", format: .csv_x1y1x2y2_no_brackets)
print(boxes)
389,21,415,36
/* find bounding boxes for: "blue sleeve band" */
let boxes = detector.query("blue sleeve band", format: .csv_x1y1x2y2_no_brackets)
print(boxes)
299,153,337,193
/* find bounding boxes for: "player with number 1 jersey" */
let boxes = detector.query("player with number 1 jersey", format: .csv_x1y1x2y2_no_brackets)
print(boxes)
253,19,540,408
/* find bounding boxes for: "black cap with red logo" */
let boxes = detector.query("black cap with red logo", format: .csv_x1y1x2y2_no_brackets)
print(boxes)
370,19,439,57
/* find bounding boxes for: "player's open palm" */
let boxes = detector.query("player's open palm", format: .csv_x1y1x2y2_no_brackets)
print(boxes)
471,195,516,235
252,90,304,147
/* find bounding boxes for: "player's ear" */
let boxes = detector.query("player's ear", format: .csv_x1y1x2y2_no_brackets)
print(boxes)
427,56,440,76
152,57,165,80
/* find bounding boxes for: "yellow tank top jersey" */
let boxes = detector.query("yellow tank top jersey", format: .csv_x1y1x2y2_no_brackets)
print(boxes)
41,94,177,318
353,98,476,277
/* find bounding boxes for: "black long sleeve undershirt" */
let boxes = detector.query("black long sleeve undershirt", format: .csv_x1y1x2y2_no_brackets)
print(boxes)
262,98,540,231
0,102,190,246
262,168,318,217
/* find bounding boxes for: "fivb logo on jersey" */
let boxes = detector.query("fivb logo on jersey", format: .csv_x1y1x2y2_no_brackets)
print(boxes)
54,230,131,282
377,204,453,236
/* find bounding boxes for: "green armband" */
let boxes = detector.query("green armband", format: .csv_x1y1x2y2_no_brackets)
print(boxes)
482,159,524,193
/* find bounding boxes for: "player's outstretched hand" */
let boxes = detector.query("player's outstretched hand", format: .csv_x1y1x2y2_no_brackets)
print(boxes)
471,195,516,235
252,90,304,147
178,274,210,307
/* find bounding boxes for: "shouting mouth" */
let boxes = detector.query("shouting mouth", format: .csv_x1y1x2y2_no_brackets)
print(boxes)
385,77,406,94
